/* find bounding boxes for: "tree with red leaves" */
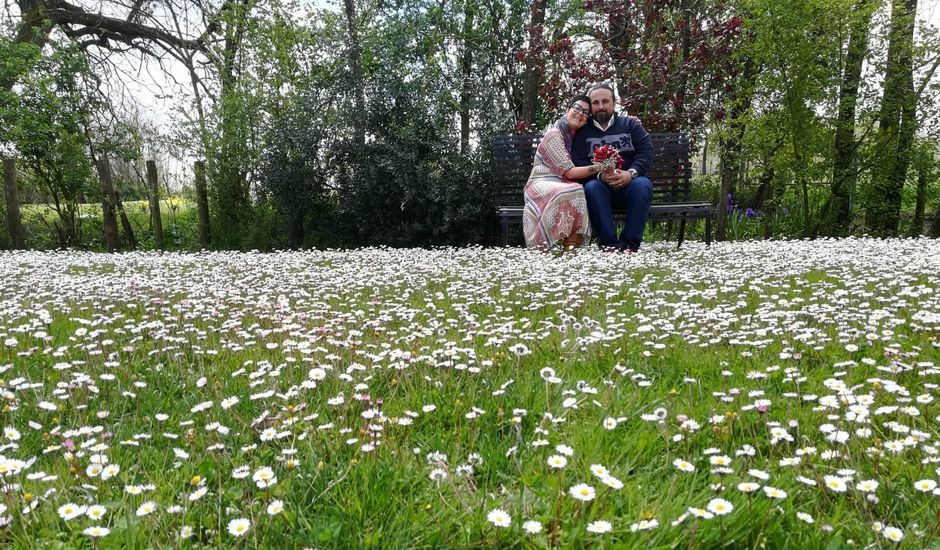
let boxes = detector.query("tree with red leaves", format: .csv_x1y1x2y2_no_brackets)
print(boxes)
531,0,743,137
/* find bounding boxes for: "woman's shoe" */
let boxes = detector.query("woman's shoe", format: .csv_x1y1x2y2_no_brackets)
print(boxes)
563,234,583,252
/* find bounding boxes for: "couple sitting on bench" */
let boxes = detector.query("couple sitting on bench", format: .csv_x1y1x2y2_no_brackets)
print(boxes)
523,83,653,253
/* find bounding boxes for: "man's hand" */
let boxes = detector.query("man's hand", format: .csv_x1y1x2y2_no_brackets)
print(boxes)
600,169,633,190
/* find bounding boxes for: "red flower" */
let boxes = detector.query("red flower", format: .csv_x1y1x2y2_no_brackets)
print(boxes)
591,145,623,169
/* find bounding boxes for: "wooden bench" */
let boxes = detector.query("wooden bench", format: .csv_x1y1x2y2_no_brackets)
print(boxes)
494,133,713,248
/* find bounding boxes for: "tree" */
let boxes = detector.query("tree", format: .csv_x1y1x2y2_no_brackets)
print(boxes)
821,0,875,235
4,0,207,94
258,87,334,248
520,0,547,130
583,0,742,133
714,57,756,241
1,39,97,247
206,0,255,249
867,0,918,236
474,0,548,132
458,0,476,154
170,0,308,249
909,138,938,235
343,0,367,146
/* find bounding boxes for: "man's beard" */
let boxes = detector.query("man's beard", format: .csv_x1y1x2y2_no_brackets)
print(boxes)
593,111,612,124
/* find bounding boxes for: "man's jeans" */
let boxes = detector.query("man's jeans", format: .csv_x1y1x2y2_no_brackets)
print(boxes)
583,177,653,250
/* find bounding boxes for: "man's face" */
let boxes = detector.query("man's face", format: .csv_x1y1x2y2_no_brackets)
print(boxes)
590,89,615,124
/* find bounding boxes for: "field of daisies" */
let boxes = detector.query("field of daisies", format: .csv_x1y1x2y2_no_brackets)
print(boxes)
1,238,939,549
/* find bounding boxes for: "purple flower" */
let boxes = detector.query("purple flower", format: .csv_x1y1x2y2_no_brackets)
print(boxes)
745,208,755,218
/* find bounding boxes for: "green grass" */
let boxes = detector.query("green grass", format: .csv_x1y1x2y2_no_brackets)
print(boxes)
16,197,198,250
0,240,938,548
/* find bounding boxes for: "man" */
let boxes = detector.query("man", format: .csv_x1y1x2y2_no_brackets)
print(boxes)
572,84,654,252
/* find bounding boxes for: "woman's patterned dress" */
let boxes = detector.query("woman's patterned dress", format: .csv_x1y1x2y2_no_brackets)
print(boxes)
523,128,592,249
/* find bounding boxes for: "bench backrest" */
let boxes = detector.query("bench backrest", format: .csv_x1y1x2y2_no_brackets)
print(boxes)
492,132,692,206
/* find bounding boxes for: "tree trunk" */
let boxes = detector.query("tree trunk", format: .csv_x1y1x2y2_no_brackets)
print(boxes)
213,0,251,249
930,203,940,238
824,0,873,236
288,206,305,249
2,1,53,93
715,60,756,241
343,0,367,146
909,150,929,236
754,165,774,212
3,159,26,249
756,165,776,238
893,60,918,230
701,137,708,175
146,160,165,248
96,157,121,252
672,0,693,123
783,87,813,237
459,0,475,154
13,1,52,49
521,0,546,130
715,141,739,241
114,190,138,249
867,0,918,236
194,160,211,248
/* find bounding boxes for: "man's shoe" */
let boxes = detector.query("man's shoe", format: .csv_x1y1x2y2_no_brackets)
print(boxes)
623,240,641,252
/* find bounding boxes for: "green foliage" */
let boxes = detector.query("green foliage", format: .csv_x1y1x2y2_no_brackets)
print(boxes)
0,37,99,247
184,0,317,250
252,1,499,249
19,198,199,251
257,89,335,248
3,0,940,249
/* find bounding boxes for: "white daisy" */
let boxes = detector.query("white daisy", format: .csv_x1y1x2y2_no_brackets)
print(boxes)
706,498,733,516
569,483,596,501
228,518,251,537
487,508,511,527
586,520,612,533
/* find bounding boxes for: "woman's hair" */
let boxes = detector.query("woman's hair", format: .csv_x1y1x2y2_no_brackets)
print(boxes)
548,95,591,151
567,95,591,109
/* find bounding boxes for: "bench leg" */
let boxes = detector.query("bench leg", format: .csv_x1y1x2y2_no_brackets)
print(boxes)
705,216,713,247
499,218,508,246
677,218,687,249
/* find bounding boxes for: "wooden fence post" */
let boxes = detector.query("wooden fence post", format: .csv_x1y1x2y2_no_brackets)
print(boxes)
96,156,121,252
146,160,164,249
194,160,210,248
3,159,25,249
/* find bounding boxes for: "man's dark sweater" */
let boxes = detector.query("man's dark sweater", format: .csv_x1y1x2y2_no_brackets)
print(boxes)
571,114,653,181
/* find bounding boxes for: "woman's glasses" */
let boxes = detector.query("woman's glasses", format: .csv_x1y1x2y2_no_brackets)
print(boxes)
570,104,590,117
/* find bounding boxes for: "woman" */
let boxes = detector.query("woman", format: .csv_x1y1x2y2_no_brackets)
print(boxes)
523,96,609,251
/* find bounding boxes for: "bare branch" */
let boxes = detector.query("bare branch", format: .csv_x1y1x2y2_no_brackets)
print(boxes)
45,1,203,50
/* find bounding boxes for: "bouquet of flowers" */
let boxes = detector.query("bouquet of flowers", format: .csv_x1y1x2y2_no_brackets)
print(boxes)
591,144,623,173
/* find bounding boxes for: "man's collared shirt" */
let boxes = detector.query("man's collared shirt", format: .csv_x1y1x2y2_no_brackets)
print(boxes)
592,116,615,132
